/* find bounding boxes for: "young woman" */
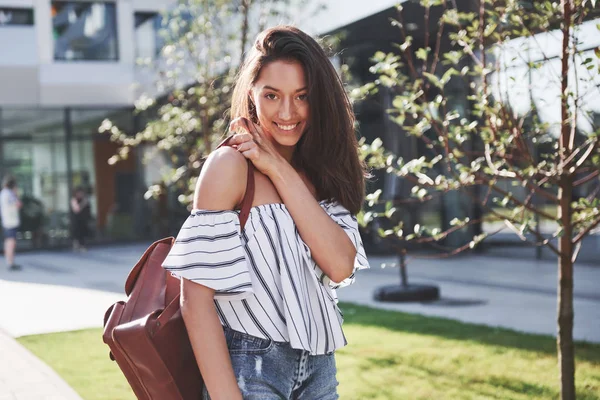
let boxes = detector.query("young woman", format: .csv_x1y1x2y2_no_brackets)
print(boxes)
70,186,91,252
162,25,370,399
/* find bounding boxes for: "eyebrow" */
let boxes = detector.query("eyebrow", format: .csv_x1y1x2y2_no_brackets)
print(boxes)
263,85,308,93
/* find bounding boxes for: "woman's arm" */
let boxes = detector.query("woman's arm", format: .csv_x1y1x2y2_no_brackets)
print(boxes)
268,162,356,283
181,280,242,400
180,146,247,400
229,118,356,284
70,198,80,213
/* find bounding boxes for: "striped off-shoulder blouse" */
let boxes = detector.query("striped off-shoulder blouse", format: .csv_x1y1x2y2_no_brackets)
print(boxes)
161,200,370,355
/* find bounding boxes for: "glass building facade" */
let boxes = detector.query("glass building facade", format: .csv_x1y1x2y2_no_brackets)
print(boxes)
0,108,152,249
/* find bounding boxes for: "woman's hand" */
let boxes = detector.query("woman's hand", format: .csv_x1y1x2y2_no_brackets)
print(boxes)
228,117,285,178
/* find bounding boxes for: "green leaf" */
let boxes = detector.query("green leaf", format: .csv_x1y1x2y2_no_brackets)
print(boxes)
399,36,413,52
373,51,387,62
441,68,459,84
371,138,383,151
422,72,443,89
416,48,429,61
443,51,462,65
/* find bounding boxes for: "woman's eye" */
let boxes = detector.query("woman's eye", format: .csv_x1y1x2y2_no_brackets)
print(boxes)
297,94,308,101
265,93,277,100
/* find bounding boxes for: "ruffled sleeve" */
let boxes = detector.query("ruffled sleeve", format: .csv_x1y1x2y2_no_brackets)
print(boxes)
161,210,253,300
319,201,370,289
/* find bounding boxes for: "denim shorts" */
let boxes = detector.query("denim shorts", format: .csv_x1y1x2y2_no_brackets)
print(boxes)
3,227,17,239
203,326,339,399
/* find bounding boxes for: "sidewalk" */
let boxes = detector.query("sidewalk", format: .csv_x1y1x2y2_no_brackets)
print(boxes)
342,254,600,342
0,327,82,400
0,243,599,399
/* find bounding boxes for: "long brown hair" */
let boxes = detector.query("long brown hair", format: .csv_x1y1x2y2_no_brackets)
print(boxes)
231,25,367,214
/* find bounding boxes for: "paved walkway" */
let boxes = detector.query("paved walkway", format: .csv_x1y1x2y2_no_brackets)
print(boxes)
0,327,82,400
0,243,599,399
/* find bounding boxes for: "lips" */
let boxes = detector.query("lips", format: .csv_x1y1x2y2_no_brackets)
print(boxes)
274,122,299,131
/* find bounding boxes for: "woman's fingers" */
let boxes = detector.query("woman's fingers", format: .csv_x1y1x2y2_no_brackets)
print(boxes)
229,117,264,145
229,117,252,135
229,132,253,145
245,120,264,145
235,139,257,153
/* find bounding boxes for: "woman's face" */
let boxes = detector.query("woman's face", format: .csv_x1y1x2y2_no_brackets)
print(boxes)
251,60,309,151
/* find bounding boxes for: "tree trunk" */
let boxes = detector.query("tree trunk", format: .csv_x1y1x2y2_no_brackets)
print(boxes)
399,249,408,287
558,179,575,400
558,1,575,398
239,0,251,65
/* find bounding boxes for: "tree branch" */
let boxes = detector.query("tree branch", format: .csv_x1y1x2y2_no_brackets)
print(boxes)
560,138,597,169
573,214,600,245
573,169,600,187
475,175,558,221
459,183,561,256
412,218,485,243
574,140,598,169
429,2,445,76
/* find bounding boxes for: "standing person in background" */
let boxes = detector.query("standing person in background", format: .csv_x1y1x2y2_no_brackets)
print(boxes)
70,187,91,252
1,175,22,271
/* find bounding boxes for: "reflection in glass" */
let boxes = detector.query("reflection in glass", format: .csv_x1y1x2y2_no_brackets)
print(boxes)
1,109,64,137
0,8,34,26
0,109,70,247
134,12,162,60
70,108,138,240
71,108,133,136
0,108,148,247
51,1,118,61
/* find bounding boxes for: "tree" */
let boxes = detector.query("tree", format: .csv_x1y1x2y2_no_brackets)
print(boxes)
99,0,323,205
355,1,600,398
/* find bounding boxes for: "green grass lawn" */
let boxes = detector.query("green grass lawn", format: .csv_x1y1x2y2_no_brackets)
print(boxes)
18,303,600,400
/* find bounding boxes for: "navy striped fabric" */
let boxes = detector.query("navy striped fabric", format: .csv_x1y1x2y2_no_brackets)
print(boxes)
161,201,370,355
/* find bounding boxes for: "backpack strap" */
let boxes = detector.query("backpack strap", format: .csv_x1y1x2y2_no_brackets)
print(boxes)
215,135,255,230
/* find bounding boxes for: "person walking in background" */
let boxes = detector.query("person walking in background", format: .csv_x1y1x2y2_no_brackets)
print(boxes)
70,187,91,252
1,175,22,271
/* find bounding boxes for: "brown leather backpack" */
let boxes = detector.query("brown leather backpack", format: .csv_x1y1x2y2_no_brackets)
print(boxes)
102,136,255,400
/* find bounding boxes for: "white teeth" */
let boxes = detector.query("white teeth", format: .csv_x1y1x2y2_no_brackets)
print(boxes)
275,123,298,131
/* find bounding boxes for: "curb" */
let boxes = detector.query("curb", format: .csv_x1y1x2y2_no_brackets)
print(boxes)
0,327,83,400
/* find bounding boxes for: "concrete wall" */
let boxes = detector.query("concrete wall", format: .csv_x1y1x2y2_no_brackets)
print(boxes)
0,0,400,107
0,0,174,107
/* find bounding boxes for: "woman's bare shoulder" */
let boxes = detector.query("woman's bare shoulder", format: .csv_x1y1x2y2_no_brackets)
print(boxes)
193,146,248,210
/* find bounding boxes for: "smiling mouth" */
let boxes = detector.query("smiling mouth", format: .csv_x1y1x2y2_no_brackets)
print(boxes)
274,122,299,131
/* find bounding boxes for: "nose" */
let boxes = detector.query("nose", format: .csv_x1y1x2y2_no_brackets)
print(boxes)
278,98,293,121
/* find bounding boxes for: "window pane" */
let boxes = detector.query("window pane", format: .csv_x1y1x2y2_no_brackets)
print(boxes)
69,108,139,240
134,12,162,60
51,2,118,61
70,108,133,137
0,109,70,247
0,8,34,26
1,108,65,138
